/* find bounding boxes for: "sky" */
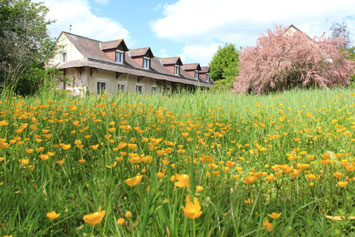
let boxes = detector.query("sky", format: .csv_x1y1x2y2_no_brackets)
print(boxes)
42,0,355,65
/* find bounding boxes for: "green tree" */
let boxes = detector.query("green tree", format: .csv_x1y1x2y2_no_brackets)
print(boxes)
0,0,57,95
209,44,239,90
346,47,355,87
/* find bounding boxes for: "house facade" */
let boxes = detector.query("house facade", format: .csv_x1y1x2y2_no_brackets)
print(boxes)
48,32,212,95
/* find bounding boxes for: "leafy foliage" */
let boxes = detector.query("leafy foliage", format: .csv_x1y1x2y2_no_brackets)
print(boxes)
0,0,57,95
209,44,239,89
346,47,355,87
233,25,355,94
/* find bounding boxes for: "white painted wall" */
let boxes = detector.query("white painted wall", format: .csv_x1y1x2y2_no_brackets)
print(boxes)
48,33,84,67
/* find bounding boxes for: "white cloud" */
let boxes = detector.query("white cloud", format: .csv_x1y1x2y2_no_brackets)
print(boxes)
158,49,170,58
93,0,109,4
181,43,221,65
152,0,355,47
42,0,130,42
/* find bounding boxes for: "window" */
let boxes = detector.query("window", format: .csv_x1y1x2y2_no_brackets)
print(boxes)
61,52,67,63
117,83,126,93
136,84,143,94
194,70,199,79
206,73,210,82
115,50,124,64
143,57,150,69
174,65,180,76
151,85,158,94
97,82,106,94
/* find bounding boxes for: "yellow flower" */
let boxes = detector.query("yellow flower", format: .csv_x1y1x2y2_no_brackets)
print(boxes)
182,195,202,219
106,162,117,168
25,149,34,154
0,157,4,162
117,142,127,149
141,156,152,164
266,175,276,182
156,172,164,180
72,120,80,126
181,132,189,137
174,174,189,188
115,157,124,162
19,159,29,165
91,144,99,150
61,144,71,150
268,212,282,219
263,219,273,231
79,159,86,163
124,175,143,187
0,120,9,126
46,211,60,220
333,172,344,179
196,186,204,193
162,159,170,165
36,147,44,152
117,217,125,225
39,154,49,161
83,210,106,225
243,176,257,185
305,174,316,180
56,159,65,165
125,211,132,218
128,144,138,151
338,181,348,188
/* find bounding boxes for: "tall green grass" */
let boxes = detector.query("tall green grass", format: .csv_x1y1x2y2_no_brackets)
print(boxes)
0,88,354,236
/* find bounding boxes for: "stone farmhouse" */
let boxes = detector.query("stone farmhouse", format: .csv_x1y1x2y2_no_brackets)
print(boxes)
48,32,212,95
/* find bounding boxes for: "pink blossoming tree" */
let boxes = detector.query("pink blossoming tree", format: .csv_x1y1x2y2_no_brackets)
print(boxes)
233,25,354,94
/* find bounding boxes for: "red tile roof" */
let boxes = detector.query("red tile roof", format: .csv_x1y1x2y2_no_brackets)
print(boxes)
101,39,128,51
128,47,153,58
183,63,201,71
200,66,210,74
160,57,183,66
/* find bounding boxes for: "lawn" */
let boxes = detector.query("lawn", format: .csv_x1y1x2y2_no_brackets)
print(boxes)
0,88,354,236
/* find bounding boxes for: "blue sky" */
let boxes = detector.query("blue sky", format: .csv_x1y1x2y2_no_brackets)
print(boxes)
43,0,355,65
88,0,185,59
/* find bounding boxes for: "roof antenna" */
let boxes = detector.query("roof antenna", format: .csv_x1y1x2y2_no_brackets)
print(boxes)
69,24,72,32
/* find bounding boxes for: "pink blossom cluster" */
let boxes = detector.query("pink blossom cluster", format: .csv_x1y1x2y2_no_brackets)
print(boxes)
233,25,354,94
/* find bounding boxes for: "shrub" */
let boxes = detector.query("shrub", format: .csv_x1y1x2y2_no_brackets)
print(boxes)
233,25,354,94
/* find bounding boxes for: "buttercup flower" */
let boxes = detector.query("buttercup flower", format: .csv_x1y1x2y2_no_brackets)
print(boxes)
56,159,65,165
182,195,202,219
175,174,189,188
338,181,348,188
196,186,204,193
263,219,273,231
117,217,125,225
83,210,106,225
124,175,143,186
125,211,132,218
46,211,60,220
243,176,257,184
268,212,282,219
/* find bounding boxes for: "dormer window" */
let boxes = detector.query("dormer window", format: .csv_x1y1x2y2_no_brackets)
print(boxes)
143,57,150,69
174,65,180,76
194,70,199,79
61,52,67,63
206,73,210,82
115,50,124,64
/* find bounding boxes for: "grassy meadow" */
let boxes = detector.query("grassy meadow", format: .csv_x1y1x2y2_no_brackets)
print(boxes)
0,88,354,236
